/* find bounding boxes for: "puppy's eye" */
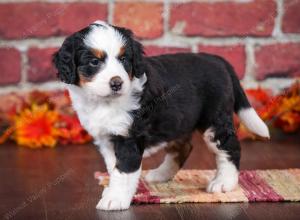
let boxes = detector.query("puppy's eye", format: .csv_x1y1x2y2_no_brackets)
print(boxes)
89,58,100,67
119,56,126,62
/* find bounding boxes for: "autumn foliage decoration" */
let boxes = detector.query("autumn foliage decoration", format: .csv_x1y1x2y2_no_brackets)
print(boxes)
237,81,300,139
0,91,91,148
0,81,299,148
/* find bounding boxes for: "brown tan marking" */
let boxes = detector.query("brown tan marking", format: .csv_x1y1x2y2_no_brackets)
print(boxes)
165,135,193,168
128,71,134,81
91,48,105,59
118,46,126,58
78,71,94,87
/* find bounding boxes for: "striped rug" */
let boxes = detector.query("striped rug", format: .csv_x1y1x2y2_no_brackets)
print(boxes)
94,169,300,203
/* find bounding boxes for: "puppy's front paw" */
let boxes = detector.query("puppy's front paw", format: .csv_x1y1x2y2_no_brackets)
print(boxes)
206,174,238,193
96,188,131,211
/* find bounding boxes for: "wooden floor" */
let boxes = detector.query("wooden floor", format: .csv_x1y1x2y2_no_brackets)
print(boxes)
0,132,299,220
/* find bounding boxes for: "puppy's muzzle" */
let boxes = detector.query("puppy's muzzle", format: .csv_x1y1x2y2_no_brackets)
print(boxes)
109,76,123,92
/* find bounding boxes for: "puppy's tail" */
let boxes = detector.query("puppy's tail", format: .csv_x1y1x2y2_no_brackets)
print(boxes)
222,58,270,139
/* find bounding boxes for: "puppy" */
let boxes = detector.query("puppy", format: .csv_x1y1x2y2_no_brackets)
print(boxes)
53,21,270,210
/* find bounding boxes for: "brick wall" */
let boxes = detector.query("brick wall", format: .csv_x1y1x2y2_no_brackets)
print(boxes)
0,0,300,93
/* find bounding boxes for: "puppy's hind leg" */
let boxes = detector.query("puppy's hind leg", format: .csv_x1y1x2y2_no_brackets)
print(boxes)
145,136,193,183
203,124,240,193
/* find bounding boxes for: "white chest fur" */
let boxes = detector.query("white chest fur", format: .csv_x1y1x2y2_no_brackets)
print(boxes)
74,99,133,138
66,76,146,139
68,90,134,138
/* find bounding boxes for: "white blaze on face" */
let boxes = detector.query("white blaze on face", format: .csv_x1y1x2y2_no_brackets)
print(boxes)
83,22,130,97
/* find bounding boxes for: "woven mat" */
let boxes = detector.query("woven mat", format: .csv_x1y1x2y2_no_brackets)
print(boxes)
94,169,300,204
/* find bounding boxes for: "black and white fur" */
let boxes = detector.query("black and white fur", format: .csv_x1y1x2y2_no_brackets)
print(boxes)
53,21,270,211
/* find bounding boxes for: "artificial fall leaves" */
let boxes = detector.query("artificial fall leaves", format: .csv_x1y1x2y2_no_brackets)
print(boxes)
0,81,299,149
0,91,91,149
236,81,300,139
14,104,59,148
259,82,300,133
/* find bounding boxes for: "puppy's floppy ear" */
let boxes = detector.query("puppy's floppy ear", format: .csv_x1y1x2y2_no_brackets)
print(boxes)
52,36,78,84
131,38,146,78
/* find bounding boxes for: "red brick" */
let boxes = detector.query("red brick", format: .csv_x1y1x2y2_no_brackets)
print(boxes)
0,48,21,86
170,0,276,37
114,3,163,39
255,43,300,80
27,47,58,83
198,45,246,79
282,0,300,33
144,46,191,56
0,3,107,39
58,3,107,36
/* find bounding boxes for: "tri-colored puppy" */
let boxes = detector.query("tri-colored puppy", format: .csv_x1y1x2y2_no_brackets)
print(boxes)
53,21,270,210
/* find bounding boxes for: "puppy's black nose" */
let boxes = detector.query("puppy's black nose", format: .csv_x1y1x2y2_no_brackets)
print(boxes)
109,76,123,92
